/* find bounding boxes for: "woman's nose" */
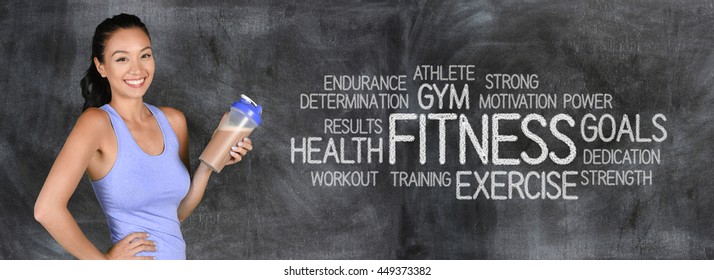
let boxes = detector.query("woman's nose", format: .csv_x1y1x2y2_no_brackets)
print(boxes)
129,60,143,74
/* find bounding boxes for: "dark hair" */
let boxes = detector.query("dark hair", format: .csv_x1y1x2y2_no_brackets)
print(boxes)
80,13,151,111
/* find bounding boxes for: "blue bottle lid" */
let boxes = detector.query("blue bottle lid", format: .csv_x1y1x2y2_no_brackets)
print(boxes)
232,94,263,126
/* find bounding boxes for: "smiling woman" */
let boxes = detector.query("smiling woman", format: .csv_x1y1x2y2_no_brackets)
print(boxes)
80,14,154,111
98,32,153,92
33,13,254,260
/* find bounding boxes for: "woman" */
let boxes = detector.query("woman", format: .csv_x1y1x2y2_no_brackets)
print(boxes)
33,13,251,260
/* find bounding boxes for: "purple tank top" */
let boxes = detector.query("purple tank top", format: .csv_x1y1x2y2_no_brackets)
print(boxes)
91,103,190,260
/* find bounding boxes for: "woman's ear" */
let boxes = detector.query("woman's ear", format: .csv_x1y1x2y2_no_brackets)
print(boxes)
93,57,106,78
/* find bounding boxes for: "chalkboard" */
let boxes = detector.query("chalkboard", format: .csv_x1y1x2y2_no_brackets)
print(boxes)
1,0,713,259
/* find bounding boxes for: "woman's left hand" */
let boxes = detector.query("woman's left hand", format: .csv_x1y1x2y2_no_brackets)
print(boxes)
226,137,253,165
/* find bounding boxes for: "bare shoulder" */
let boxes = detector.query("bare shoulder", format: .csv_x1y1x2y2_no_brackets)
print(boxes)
158,106,185,120
158,106,187,132
62,107,112,151
75,107,111,133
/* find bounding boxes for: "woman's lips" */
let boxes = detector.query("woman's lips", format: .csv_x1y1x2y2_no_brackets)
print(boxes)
124,77,146,88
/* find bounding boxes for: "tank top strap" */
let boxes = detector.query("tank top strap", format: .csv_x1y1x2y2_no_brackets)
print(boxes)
98,103,132,153
144,103,180,153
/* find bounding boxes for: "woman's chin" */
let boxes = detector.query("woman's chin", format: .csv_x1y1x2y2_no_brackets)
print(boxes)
111,86,151,99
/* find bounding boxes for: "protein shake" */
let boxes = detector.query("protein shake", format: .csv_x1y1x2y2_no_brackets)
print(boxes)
200,95,262,173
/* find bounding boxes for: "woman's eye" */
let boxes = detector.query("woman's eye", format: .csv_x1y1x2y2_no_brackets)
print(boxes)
141,54,152,59
116,57,127,62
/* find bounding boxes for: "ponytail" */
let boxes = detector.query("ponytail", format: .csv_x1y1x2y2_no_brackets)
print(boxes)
80,61,111,111
80,13,150,112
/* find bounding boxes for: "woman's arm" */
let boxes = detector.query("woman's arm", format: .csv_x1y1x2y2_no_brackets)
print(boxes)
178,142,251,222
35,109,107,259
34,109,154,260
178,161,213,222
160,107,210,222
162,108,251,222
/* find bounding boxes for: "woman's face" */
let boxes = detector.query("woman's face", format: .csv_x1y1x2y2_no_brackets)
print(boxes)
94,28,154,100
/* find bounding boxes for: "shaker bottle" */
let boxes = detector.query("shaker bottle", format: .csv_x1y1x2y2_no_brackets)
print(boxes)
199,94,262,173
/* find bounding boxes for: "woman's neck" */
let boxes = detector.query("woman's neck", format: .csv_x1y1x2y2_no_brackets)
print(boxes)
108,97,152,123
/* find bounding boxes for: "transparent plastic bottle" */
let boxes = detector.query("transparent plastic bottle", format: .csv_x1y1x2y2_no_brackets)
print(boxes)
199,94,262,173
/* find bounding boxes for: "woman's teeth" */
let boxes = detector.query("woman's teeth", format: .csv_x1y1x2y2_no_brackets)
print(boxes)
125,78,145,85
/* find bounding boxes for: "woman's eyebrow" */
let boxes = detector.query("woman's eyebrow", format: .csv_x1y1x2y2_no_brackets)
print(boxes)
111,46,152,57
111,50,128,57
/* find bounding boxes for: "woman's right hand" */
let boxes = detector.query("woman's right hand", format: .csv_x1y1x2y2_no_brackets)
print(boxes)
104,232,156,260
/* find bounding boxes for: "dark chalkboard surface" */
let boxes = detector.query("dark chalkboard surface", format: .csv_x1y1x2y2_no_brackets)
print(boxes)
1,0,713,259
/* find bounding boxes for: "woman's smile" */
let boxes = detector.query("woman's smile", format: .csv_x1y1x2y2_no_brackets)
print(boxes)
124,77,147,88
